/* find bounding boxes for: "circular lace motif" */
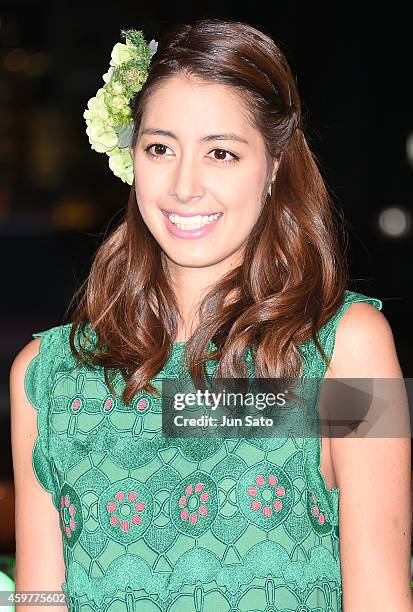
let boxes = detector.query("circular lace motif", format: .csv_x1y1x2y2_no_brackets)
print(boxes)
98,477,154,544
306,490,333,536
59,483,83,548
237,461,294,529
170,471,218,537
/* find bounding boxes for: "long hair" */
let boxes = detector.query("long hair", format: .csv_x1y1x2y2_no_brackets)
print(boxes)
67,17,348,405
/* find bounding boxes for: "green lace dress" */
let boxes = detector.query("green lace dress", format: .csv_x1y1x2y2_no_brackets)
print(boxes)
24,289,382,612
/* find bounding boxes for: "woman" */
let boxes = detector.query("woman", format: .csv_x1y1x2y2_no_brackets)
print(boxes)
10,18,412,611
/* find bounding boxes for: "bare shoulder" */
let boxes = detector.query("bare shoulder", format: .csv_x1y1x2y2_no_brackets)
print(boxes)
10,337,41,383
325,301,412,608
10,337,43,421
326,300,402,378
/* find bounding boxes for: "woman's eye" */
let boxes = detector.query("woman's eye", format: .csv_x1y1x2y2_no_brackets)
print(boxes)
145,143,171,158
144,144,239,165
210,149,239,164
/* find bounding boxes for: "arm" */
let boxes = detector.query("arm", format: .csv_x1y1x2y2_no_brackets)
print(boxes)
327,302,413,611
10,338,67,611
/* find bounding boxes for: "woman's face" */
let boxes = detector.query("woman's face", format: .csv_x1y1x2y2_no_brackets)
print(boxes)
132,75,278,279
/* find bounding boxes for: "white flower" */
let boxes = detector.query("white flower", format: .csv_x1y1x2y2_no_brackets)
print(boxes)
85,120,118,153
102,66,114,84
109,94,128,112
84,88,109,121
110,41,136,67
84,106,118,153
111,81,124,95
108,146,134,184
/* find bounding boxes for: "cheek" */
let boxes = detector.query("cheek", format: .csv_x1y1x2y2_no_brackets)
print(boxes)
224,164,265,195
134,173,156,208
133,181,163,237
134,158,166,205
133,179,151,224
219,167,266,212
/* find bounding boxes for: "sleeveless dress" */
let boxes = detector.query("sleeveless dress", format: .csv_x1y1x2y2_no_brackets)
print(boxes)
24,289,382,612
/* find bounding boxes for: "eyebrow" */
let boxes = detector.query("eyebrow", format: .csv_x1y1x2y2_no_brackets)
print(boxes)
140,127,249,145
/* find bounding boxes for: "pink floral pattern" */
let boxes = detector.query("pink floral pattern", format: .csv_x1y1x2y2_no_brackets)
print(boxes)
106,489,146,532
238,461,293,529
99,477,153,544
60,494,78,537
103,396,115,413
135,397,150,412
247,473,286,518
59,483,83,547
178,481,209,525
310,492,329,525
171,472,218,537
70,397,82,413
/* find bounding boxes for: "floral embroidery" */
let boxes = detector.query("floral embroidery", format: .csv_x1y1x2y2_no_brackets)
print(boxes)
70,397,82,413
134,394,150,412
101,394,116,414
247,473,286,517
178,481,209,524
59,483,83,547
60,496,77,535
106,488,146,531
171,472,218,536
98,477,154,543
237,461,294,529
307,490,333,536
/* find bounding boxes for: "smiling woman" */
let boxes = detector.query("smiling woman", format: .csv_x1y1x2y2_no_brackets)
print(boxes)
131,75,279,264
11,16,412,612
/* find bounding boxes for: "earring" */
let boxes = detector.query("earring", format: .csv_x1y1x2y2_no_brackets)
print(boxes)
268,182,272,196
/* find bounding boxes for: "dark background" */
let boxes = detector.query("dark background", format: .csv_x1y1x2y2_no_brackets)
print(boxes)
0,2,412,562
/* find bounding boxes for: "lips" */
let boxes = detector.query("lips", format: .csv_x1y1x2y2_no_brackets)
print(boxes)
162,208,223,239
161,209,222,218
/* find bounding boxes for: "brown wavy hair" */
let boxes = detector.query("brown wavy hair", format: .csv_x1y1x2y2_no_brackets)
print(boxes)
67,17,348,405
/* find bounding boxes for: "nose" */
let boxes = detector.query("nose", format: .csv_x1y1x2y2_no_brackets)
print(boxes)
169,153,204,203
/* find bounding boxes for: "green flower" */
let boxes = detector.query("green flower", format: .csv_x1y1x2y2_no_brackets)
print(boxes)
84,88,109,121
84,29,158,182
110,41,137,67
108,147,134,185
108,94,129,112
102,66,114,84
110,81,125,95
85,116,118,153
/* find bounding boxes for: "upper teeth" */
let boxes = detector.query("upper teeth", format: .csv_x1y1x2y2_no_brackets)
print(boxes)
168,212,221,228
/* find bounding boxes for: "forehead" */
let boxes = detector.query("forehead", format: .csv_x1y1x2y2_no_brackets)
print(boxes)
141,76,259,143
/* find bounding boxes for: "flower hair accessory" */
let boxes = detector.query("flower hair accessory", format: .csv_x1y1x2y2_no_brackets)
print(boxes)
83,29,158,184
